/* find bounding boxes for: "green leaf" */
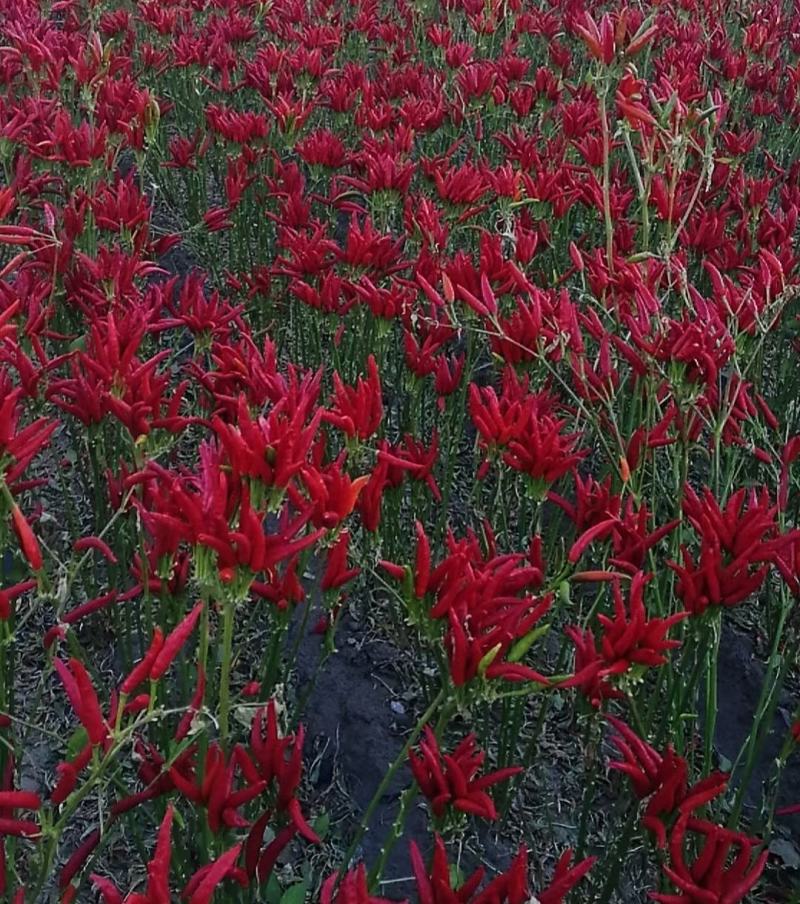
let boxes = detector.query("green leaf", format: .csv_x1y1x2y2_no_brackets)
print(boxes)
67,726,88,759
477,643,502,677
508,624,550,663
280,882,308,904
264,874,282,904
312,811,330,841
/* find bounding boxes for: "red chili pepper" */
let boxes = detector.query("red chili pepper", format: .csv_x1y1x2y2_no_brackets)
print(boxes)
73,536,118,563
414,520,430,598
10,503,42,571
175,664,206,741
69,659,107,746
62,590,118,625
568,517,619,564
60,829,101,889
0,817,40,836
121,629,164,696
181,844,242,904
149,601,204,681
0,791,40,810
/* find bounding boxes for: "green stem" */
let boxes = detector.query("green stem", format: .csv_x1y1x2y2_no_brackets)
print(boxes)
218,595,237,746
594,806,641,904
762,714,800,839
338,688,447,877
367,697,456,888
576,709,603,859
367,782,418,890
702,612,722,776
728,606,794,827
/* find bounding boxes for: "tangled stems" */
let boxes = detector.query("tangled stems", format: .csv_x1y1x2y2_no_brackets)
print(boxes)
593,806,641,904
262,600,297,697
338,687,448,885
3,0,800,899
597,76,615,274
29,708,179,901
763,705,800,840
701,611,722,777
367,696,459,889
728,590,797,828
576,709,604,862
622,127,652,252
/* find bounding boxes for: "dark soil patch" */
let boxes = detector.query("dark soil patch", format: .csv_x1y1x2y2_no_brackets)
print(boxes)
712,624,800,882
293,598,428,894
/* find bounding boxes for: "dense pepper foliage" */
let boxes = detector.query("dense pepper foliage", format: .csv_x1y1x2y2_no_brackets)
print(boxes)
1,0,800,901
